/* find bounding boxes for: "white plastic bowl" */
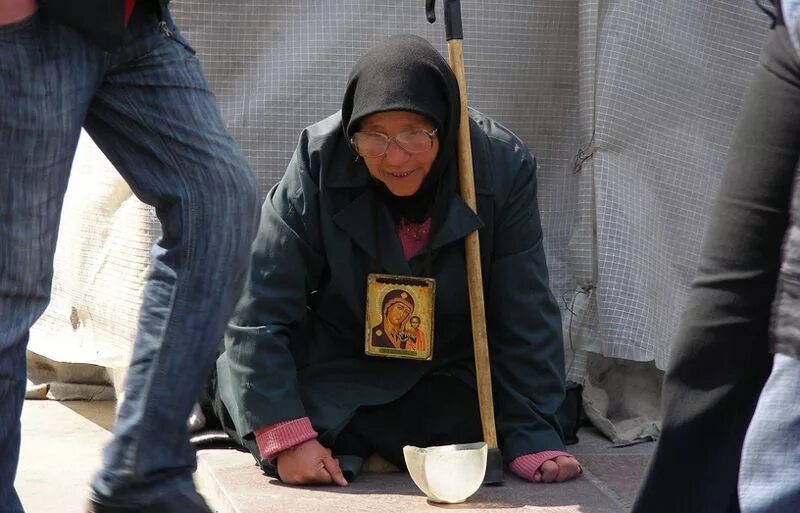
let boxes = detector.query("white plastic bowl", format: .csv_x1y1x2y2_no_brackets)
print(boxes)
403,442,488,504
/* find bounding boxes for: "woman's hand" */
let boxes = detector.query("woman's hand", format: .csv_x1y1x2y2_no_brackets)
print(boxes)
276,439,349,487
533,455,583,483
0,0,37,25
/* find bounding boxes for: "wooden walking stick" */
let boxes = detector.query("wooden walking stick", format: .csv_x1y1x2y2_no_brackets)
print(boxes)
426,0,503,485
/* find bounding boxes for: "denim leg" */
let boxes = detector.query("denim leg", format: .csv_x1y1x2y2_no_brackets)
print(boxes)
84,11,259,504
738,354,800,513
0,14,102,512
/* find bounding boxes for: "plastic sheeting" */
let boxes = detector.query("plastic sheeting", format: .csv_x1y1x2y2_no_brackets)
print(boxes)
569,0,768,368
28,1,771,384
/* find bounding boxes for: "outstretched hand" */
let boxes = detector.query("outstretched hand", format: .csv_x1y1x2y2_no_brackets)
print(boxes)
276,439,349,487
533,455,583,483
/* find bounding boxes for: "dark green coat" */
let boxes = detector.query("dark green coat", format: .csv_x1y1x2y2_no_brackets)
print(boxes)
216,109,566,461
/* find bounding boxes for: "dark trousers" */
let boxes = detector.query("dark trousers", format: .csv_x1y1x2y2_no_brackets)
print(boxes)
206,373,482,479
331,373,483,470
632,21,800,513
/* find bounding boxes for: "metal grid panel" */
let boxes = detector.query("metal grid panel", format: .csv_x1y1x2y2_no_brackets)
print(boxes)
572,0,767,367
31,0,771,376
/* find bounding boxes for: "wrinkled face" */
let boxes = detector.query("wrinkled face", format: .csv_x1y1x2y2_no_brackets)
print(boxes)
386,302,412,326
358,111,439,197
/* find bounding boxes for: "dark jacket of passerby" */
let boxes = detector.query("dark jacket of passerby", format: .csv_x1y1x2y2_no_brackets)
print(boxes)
39,0,170,51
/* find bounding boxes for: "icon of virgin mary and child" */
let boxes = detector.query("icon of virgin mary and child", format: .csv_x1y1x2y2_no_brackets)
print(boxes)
371,289,426,351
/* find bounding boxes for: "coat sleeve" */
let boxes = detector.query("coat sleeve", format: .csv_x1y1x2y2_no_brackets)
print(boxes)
485,139,567,461
216,134,325,438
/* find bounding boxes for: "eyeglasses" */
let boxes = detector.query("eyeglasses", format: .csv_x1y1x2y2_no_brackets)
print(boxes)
351,128,438,158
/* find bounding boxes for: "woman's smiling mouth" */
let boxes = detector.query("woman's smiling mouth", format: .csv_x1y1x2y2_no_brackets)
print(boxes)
385,169,416,179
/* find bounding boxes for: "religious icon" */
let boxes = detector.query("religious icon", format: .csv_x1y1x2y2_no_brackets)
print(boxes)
365,274,435,360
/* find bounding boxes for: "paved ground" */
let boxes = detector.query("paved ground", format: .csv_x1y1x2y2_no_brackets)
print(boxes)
17,400,115,513
16,400,654,513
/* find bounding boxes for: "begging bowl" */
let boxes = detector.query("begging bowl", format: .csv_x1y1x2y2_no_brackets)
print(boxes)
403,442,488,504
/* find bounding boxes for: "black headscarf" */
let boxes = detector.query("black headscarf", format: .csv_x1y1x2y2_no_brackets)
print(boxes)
342,34,460,224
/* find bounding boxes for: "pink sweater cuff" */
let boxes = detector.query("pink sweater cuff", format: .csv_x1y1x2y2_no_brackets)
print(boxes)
254,417,318,461
508,451,573,482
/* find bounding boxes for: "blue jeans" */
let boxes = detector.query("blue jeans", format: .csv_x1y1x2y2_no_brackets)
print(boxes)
738,354,800,513
0,6,258,511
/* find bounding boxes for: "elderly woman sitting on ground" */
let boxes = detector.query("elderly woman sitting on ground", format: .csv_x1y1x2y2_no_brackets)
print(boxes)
212,34,582,486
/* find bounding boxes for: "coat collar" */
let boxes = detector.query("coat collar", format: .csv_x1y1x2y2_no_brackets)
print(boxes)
332,181,487,274
332,187,411,274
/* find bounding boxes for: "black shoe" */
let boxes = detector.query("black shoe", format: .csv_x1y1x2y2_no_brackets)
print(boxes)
85,489,212,513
